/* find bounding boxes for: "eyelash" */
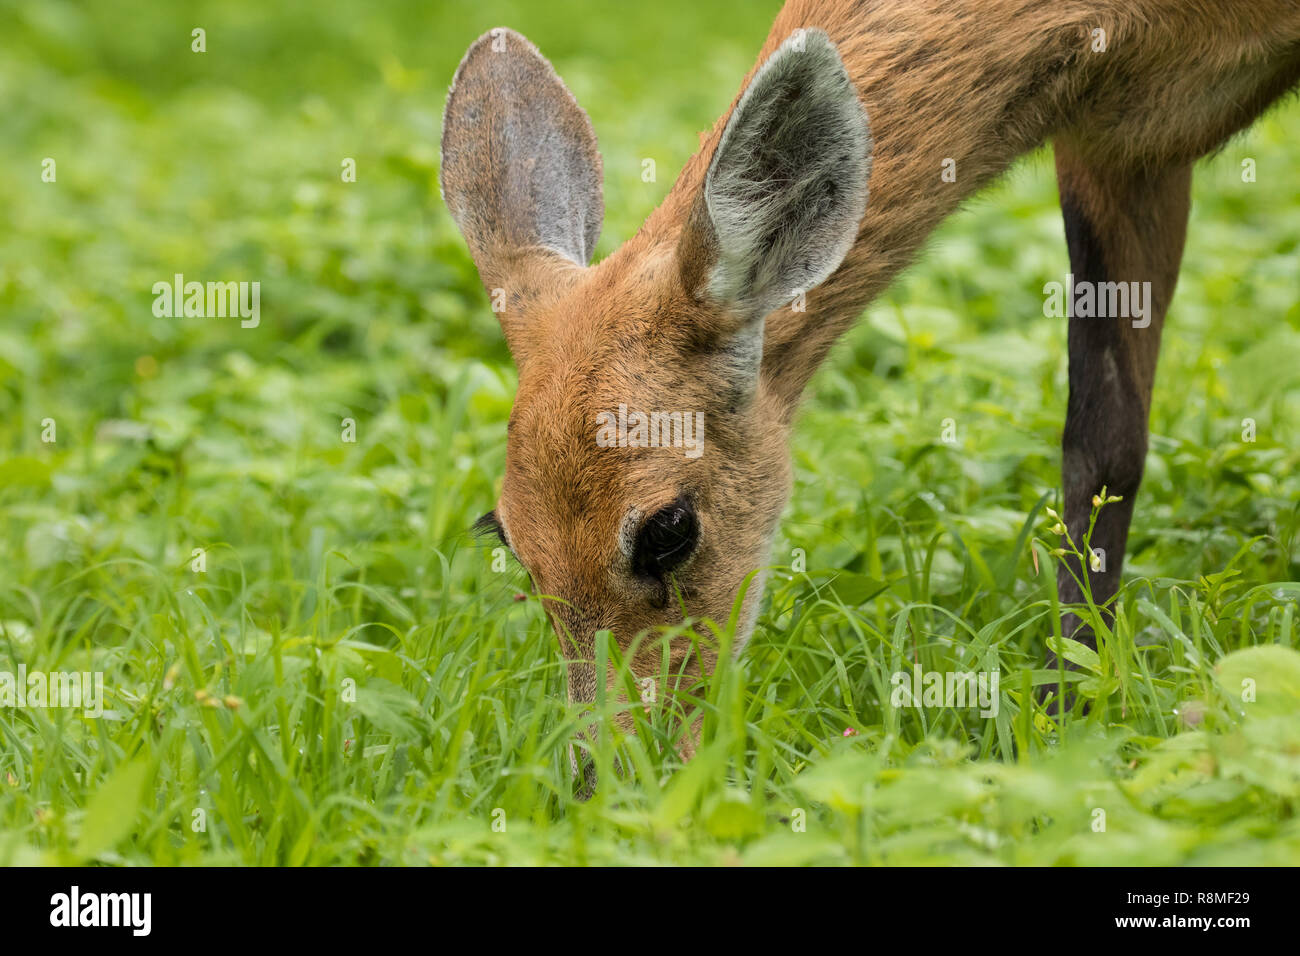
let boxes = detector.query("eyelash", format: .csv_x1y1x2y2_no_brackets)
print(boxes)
473,510,509,550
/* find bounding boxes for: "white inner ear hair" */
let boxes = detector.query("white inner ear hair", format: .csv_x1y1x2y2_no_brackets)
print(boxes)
704,28,872,318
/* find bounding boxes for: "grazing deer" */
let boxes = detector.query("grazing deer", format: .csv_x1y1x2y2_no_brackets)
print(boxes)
439,2,1300,747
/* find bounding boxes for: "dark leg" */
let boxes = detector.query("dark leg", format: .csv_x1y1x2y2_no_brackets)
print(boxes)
1053,141,1191,647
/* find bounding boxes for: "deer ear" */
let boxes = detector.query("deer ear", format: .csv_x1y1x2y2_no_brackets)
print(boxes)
440,28,604,296
679,28,871,332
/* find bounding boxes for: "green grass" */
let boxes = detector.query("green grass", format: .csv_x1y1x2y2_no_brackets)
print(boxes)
2,0,1299,865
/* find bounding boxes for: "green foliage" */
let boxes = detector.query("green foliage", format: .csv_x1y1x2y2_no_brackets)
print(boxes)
1,0,1298,865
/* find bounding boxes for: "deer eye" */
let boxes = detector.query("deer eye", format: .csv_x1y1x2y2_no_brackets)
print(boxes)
633,499,698,580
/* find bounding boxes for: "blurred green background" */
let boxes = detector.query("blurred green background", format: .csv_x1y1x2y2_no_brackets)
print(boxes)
2,0,1299,865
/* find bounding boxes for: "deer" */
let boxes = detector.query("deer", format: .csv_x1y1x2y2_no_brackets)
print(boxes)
439,1,1300,767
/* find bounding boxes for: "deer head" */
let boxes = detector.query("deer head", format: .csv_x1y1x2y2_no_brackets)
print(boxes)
439,25,871,737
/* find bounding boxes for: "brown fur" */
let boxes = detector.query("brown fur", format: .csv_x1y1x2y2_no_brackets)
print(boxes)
441,1,1300,746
